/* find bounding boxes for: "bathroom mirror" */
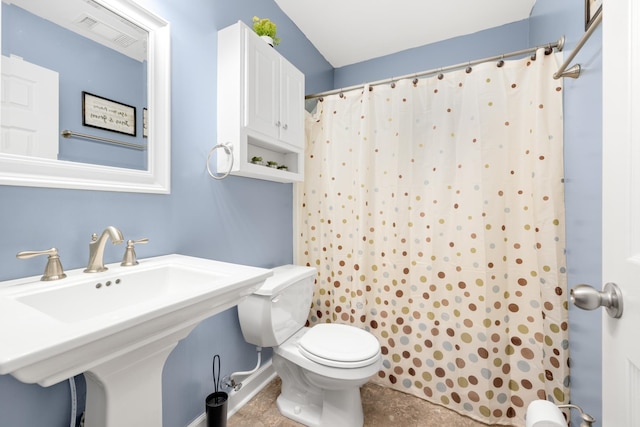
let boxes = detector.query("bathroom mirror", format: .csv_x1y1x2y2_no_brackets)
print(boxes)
0,0,171,193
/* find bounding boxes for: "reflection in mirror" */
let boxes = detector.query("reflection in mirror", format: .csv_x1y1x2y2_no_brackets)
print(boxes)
0,0,171,193
3,0,148,169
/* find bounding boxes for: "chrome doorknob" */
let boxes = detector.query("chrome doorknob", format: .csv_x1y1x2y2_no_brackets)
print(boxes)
570,282,623,318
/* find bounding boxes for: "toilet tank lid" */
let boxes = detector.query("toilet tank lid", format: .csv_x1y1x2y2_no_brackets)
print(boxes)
253,265,317,296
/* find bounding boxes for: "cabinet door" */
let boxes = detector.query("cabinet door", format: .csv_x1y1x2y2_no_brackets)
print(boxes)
244,29,279,139
279,59,305,148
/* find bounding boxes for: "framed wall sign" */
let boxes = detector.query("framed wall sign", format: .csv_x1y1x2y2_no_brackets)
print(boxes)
585,0,602,31
82,91,137,136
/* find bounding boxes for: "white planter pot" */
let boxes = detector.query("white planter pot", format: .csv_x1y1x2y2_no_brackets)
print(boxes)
260,35,274,46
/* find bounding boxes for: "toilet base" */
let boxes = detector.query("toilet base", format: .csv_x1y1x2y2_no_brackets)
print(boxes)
272,346,370,427
276,385,364,427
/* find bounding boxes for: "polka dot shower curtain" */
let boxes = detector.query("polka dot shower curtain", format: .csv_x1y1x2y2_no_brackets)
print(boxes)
296,48,568,426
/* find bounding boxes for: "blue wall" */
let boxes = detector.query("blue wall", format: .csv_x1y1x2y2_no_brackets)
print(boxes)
333,20,530,89
333,0,603,425
0,0,602,426
530,1,602,425
0,1,332,426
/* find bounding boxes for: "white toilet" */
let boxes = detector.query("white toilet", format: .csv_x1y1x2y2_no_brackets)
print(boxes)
237,265,382,427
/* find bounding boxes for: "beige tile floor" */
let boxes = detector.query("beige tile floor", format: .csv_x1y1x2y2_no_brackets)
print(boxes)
228,377,507,427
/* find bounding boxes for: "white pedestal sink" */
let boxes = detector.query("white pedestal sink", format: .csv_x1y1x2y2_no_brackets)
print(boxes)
0,254,271,427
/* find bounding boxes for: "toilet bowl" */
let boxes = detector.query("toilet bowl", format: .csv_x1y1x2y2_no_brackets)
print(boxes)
237,265,381,427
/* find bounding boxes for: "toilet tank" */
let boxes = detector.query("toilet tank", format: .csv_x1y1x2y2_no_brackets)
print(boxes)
238,265,316,347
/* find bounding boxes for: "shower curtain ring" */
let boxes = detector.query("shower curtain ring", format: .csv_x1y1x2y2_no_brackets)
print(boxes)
390,78,396,89
545,43,553,55
497,54,505,68
437,68,444,80
339,89,344,98
465,62,473,73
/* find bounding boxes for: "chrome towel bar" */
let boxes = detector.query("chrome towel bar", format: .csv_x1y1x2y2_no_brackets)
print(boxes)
61,130,146,150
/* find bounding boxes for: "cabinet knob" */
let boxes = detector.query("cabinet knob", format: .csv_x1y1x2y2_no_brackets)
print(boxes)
282,123,288,130
275,121,281,127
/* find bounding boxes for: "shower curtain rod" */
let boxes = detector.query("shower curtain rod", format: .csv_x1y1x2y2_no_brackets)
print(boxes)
553,11,602,79
305,36,566,100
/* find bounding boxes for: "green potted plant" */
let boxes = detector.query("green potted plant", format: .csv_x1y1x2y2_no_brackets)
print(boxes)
252,16,280,46
250,156,263,165
266,160,279,168
277,164,288,171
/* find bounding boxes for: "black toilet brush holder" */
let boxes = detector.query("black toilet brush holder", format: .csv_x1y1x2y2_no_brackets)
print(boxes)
205,354,228,427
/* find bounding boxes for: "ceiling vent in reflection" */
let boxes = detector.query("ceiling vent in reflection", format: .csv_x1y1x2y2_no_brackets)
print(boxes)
83,0,146,35
78,15,98,28
113,34,137,48
76,14,126,44
73,13,145,61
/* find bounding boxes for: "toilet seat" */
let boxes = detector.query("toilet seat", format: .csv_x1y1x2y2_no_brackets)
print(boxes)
298,323,380,368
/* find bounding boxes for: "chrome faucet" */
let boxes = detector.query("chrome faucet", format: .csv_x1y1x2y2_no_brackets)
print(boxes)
84,226,124,273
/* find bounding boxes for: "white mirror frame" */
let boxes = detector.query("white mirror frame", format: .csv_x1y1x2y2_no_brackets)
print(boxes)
0,0,171,193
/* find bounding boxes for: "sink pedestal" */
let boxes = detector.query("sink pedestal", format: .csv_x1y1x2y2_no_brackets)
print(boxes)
84,326,193,427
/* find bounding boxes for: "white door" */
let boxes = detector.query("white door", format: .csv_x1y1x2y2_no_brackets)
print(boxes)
1,55,59,159
602,0,640,425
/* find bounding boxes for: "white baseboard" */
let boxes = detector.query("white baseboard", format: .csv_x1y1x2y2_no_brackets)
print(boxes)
187,361,276,427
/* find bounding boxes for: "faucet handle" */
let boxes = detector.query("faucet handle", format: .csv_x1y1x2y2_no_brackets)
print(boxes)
16,248,67,281
121,238,149,267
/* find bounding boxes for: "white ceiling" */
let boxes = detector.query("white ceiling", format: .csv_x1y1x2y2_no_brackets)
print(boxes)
275,0,537,68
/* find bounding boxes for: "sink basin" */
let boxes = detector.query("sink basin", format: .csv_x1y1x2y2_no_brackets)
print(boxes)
16,263,226,323
0,254,271,427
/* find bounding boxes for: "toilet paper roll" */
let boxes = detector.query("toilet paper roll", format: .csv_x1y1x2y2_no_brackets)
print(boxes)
525,400,566,427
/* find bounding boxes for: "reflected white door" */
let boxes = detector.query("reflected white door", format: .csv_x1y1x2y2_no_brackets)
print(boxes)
1,54,59,159
602,0,640,425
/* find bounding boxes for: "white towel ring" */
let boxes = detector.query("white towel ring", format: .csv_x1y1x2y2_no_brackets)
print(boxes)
206,143,234,180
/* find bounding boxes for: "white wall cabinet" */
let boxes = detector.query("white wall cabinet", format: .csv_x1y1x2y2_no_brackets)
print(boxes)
217,21,305,183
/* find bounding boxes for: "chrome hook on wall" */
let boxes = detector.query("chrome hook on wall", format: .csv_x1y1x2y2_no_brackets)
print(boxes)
570,282,623,318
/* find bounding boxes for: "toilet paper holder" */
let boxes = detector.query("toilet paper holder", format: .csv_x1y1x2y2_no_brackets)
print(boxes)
557,403,595,427
527,400,595,427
